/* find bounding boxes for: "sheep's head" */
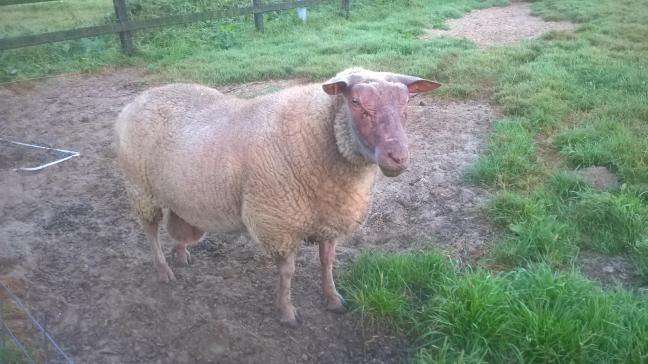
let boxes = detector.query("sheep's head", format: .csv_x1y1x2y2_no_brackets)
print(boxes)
323,68,441,177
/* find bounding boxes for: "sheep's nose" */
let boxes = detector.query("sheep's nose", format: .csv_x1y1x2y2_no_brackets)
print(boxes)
386,146,409,167
387,151,405,165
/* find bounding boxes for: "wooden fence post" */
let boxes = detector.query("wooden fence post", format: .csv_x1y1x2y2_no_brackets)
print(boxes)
252,0,264,32
113,0,135,55
340,0,349,18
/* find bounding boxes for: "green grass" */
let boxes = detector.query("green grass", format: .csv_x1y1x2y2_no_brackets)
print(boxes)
0,299,33,364
465,119,537,188
339,0,648,357
492,214,578,268
0,0,113,37
343,250,648,363
485,179,648,281
572,190,648,252
0,342,27,364
554,118,648,183
485,187,579,268
0,0,507,83
461,0,648,277
0,0,250,38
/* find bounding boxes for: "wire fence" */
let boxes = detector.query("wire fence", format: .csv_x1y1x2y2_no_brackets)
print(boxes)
0,280,74,364
0,0,350,53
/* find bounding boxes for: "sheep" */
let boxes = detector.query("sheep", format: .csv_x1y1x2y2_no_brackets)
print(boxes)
115,68,441,327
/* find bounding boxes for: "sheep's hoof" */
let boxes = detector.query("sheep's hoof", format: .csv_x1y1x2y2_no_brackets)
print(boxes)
326,294,348,314
156,262,177,283
173,247,192,266
280,309,302,328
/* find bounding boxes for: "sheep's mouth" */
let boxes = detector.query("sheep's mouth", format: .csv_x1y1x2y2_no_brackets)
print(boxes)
375,146,409,177
379,165,406,177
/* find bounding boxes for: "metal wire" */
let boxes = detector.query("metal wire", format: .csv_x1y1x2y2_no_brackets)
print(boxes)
0,137,80,172
0,280,74,364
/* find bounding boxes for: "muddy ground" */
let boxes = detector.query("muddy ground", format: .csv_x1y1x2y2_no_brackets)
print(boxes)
422,1,576,47
0,68,493,363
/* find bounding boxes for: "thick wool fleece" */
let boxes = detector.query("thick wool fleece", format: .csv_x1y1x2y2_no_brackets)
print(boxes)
115,82,377,256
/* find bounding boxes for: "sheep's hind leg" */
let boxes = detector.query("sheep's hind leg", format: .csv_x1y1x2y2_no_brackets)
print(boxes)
141,209,176,283
319,239,346,313
275,251,301,328
167,210,205,266
127,185,175,283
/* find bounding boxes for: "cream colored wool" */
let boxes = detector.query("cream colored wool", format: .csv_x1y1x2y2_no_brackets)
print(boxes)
116,82,375,256
115,68,440,326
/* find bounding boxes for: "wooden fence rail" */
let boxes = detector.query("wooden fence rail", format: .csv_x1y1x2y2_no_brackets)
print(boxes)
0,0,56,5
0,0,349,53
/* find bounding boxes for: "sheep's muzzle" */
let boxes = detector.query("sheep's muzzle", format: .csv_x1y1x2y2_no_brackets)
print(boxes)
375,137,409,177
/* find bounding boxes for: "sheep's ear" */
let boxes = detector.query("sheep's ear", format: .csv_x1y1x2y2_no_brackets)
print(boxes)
406,79,442,93
322,79,348,95
392,75,442,93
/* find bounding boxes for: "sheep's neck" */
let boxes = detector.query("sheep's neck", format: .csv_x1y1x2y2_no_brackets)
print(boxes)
332,97,372,168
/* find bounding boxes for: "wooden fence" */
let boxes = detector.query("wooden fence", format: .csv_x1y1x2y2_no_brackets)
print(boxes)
0,0,351,54
0,0,55,4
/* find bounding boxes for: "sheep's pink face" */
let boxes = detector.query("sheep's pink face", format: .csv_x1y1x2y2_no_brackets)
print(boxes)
323,70,441,177
346,82,411,177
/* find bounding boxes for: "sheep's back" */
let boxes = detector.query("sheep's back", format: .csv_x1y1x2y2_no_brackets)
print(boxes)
115,84,249,232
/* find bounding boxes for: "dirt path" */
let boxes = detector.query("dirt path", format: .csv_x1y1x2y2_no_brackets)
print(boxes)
422,1,576,47
0,69,493,363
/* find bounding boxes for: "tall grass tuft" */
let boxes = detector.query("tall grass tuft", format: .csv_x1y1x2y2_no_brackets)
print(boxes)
343,250,648,363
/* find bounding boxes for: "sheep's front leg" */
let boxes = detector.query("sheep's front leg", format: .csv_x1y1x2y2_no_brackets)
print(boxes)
319,240,346,313
275,251,301,327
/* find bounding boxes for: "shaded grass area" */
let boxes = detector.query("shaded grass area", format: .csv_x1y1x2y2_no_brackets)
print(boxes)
486,177,648,272
0,0,250,38
0,296,32,364
464,119,537,188
0,344,27,364
343,250,648,363
462,0,648,280
0,0,113,37
0,0,507,84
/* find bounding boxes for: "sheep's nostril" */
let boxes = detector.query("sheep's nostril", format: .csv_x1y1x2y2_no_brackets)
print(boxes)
387,152,403,165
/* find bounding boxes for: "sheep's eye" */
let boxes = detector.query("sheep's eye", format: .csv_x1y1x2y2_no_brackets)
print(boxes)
352,97,359,105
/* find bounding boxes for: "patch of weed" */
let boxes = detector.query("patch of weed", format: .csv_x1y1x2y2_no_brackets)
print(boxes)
343,250,648,363
572,189,648,254
465,119,537,188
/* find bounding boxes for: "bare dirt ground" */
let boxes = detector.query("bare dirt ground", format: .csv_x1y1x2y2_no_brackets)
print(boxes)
0,69,493,363
422,1,576,47
579,251,643,288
